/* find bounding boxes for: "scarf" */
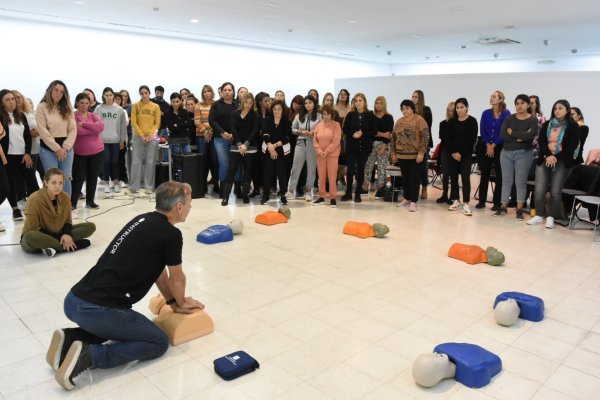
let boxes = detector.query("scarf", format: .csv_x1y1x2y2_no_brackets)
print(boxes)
546,117,566,155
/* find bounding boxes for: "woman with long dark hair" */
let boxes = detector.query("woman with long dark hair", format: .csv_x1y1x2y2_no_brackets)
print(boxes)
412,90,433,199
250,92,271,198
165,92,193,156
221,93,259,205
0,89,35,221
261,99,291,205
436,102,455,204
570,107,588,165
36,80,77,197
528,100,580,228
72,92,104,209
341,93,376,203
209,82,239,197
287,95,321,201
118,89,133,187
447,98,478,216
95,87,127,194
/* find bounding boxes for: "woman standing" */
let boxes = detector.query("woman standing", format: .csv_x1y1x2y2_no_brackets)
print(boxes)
165,93,193,155
36,80,77,197
412,90,433,200
209,82,238,197
130,85,161,195
363,96,393,197
251,92,271,198
390,100,430,212
436,102,455,204
287,95,321,201
261,100,291,205
342,93,376,203
95,87,128,194
477,90,510,210
0,122,13,229
195,85,217,193
119,89,133,187
14,90,43,186
447,98,478,216
570,107,588,165
313,104,342,207
72,93,104,209
21,168,95,257
528,100,580,228
334,89,351,122
0,89,35,221
221,93,259,205
495,95,538,219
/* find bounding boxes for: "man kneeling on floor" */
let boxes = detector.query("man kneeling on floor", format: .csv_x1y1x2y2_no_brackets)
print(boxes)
47,181,205,390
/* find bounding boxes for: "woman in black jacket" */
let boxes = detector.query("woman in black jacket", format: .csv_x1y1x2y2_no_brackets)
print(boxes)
261,100,291,205
165,92,193,155
0,89,35,221
528,99,580,228
221,93,259,205
341,93,376,203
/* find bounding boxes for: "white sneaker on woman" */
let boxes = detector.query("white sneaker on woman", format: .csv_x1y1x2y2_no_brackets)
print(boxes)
448,200,461,211
545,216,555,229
305,190,313,202
527,216,543,225
463,204,472,216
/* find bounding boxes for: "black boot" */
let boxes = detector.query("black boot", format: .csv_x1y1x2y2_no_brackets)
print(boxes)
213,181,221,197
242,183,251,204
221,183,232,206
234,181,242,198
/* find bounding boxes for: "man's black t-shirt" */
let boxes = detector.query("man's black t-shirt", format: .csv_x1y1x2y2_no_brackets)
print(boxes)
71,212,183,308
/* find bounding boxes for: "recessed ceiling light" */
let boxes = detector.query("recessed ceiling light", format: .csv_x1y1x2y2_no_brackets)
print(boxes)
190,19,199,23
571,48,578,54
375,44,380,48
461,44,467,49
348,19,358,24
287,28,293,33
425,56,430,60
153,7,159,12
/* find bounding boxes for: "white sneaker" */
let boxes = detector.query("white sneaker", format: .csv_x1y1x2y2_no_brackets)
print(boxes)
0,222,6,232
527,215,543,225
120,181,127,189
545,216,555,229
448,200,461,211
463,204,472,216
305,191,312,202
42,248,57,258
104,184,110,193
114,184,122,194
17,200,26,211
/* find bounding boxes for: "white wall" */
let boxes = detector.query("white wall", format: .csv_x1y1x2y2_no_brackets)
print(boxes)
336,71,600,154
0,17,391,103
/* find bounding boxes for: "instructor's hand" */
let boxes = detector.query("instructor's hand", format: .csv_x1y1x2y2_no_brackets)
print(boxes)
171,297,205,314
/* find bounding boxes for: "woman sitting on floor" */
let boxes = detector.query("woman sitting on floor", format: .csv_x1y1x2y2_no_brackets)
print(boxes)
21,168,96,257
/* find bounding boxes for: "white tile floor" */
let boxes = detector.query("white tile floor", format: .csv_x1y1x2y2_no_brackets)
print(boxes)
0,181,599,399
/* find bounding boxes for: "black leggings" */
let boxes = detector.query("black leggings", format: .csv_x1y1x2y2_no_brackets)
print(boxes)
263,153,288,195
6,154,39,202
449,154,472,203
0,162,16,208
398,158,421,202
346,148,370,194
72,151,103,206
225,152,255,184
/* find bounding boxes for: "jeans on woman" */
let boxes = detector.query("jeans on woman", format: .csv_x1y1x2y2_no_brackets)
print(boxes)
534,160,569,218
169,142,191,156
213,135,233,182
103,143,120,181
500,149,533,204
39,146,74,197
63,291,169,369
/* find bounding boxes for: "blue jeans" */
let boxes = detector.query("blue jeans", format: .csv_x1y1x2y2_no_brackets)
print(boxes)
196,136,206,155
169,143,191,156
63,292,169,369
500,149,533,204
103,143,120,181
39,147,74,197
534,160,570,218
213,136,238,182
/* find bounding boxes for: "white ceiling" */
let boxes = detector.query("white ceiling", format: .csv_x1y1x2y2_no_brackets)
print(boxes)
1,0,599,64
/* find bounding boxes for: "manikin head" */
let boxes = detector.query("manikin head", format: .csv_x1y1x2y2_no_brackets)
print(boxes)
494,298,520,326
412,352,456,388
227,219,244,235
485,247,505,266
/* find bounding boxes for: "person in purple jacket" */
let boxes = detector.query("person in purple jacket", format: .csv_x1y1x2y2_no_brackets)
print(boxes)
71,93,104,209
477,90,510,211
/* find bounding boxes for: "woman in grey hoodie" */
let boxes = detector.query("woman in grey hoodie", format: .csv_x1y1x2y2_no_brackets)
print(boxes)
95,87,128,194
